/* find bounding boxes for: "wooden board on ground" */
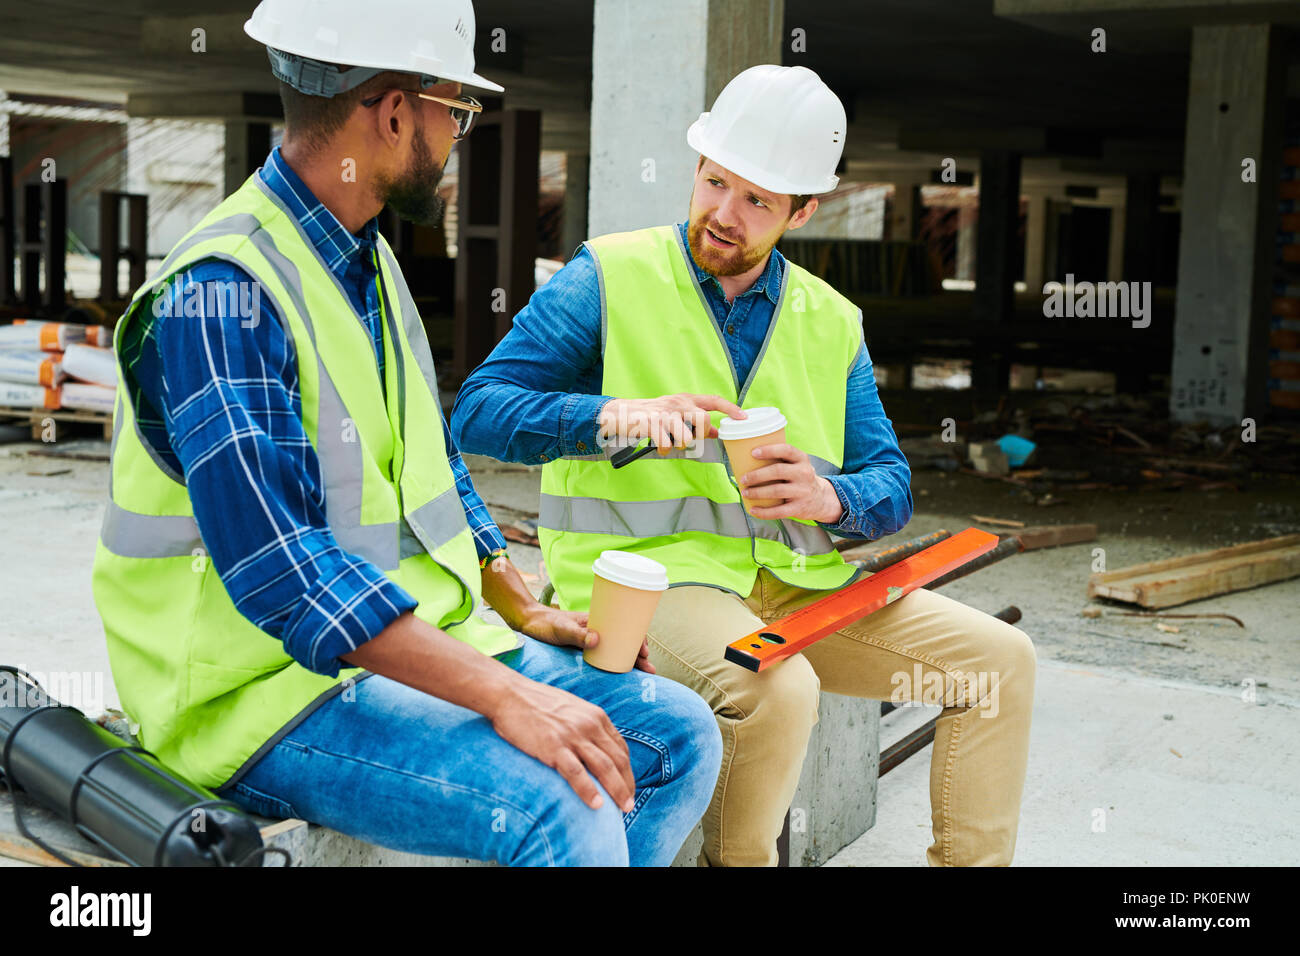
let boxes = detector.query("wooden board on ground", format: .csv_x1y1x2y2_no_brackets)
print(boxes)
1088,533,1300,609
1011,523,1097,551
0,790,124,867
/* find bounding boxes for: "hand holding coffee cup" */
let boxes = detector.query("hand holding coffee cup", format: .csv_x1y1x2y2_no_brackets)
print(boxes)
584,551,670,673
719,406,789,514
597,393,747,455
722,406,846,523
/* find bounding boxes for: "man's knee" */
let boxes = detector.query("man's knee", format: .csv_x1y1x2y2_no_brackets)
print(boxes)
504,777,629,866
668,678,724,770
737,653,821,732
967,620,1036,714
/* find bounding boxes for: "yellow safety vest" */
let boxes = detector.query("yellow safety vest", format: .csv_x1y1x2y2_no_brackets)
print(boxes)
92,173,518,789
539,224,864,612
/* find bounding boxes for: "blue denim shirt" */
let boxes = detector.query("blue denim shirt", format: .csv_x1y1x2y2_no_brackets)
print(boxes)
119,146,508,678
451,222,913,539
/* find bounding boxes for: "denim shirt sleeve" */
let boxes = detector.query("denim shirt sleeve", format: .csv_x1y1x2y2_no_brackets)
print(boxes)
135,261,418,678
817,327,914,540
442,413,509,559
450,246,611,464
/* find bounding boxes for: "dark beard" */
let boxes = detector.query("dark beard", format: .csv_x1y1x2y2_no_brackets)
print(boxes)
378,122,447,226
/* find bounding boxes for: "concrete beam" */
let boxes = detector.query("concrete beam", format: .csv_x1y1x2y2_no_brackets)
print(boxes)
900,126,1049,155
127,91,282,121
140,13,263,55
997,0,1300,28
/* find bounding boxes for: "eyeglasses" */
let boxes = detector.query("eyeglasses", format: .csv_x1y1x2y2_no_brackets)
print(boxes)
361,89,483,140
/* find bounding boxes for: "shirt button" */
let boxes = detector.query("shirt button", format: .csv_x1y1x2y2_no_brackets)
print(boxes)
727,324,736,334
576,441,586,451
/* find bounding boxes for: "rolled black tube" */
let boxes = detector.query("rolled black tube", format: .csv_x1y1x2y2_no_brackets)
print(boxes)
0,669,264,866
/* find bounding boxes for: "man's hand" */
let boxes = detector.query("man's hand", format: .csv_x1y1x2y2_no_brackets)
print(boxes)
341,610,637,813
598,393,746,453
518,603,656,674
488,678,636,812
739,442,845,523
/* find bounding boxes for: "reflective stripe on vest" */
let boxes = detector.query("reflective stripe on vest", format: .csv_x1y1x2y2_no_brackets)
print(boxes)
538,492,839,555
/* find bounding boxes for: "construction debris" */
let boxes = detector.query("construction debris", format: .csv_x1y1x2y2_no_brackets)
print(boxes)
971,514,1025,528
967,440,1010,476
1088,533,1300,609
1010,523,1097,551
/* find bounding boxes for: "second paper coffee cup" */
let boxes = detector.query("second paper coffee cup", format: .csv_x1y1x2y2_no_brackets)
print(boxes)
584,551,670,673
719,406,788,514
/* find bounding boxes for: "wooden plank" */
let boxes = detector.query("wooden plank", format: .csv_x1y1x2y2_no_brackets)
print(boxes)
1088,535,1300,609
0,834,127,867
1089,534,1300,584
971,514,1025,528
1012,523,1097,551
0,792,125,867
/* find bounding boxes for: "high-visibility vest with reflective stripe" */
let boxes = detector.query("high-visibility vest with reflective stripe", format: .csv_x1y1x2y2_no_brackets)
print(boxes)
538,224,864,612
91,173,519,790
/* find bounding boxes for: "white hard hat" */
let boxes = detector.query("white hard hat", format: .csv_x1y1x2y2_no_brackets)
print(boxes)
244,0,504,96
687,64,845,195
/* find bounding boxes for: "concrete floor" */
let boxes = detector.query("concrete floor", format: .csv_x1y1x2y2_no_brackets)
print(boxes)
1,439,1296,866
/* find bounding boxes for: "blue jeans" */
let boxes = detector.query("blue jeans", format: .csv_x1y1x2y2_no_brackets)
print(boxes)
215,638,722,866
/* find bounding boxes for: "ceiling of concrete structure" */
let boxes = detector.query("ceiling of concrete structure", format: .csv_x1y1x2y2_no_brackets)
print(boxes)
0,0,1296,191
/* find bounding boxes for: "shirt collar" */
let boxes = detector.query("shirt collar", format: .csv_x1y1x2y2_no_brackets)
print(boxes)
675,220,784,305
259,145,379,281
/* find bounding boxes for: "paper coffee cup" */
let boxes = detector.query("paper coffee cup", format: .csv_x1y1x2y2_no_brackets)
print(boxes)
584,551,669,673
719,406,788,514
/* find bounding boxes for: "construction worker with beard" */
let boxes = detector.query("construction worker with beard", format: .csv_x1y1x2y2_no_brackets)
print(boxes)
453,64,1037,866
91,0,721,867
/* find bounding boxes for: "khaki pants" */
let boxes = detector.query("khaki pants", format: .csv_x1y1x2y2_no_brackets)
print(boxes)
645,568,1037,866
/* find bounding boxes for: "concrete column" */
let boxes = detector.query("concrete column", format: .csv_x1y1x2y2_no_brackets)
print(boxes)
887,172,927,241
1123,171,1160,282
973,149,1022,323
588,0,784,236
559,152,590,260
1171,24,1284,425
1023,190,1050,292
956,204,977,283
1107,201,1125,282
223,120,270,197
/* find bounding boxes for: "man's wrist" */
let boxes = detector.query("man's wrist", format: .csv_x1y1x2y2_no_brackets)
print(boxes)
816,476,846,524
595,397,620,443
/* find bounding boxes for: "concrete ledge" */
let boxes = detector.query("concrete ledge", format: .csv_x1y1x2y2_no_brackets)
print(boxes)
0,693,878,867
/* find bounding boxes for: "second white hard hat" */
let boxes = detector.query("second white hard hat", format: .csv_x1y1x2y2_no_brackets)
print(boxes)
687,64,845,195
244,0,504,96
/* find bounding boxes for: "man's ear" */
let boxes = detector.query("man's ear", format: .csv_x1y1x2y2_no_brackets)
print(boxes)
786,196,819,230
365,89,408,149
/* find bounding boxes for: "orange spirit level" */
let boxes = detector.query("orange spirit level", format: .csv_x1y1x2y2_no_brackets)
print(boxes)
724,527,1000,672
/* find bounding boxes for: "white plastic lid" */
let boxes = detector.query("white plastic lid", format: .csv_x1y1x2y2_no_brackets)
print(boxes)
717,406,786,441
592,550,669,591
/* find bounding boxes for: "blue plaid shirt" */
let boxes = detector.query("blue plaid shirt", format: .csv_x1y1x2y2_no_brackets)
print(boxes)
120,146,507,678
451,222,913,540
